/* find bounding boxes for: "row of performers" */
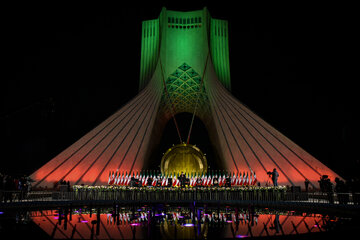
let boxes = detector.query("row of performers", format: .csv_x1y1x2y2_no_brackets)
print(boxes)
108,171,257,187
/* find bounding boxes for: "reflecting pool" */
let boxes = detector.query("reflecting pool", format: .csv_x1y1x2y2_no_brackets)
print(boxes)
0,204,357,239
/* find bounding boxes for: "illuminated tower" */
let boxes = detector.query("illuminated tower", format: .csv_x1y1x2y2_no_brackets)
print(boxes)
31,7,341,189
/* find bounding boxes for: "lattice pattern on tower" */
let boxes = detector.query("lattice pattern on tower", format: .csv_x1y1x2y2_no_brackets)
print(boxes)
160,63,210,118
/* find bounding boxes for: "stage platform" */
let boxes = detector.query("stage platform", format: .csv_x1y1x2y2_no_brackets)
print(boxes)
1,188,359,217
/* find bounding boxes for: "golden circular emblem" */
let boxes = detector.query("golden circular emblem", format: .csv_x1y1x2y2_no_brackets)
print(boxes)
160,143,207,175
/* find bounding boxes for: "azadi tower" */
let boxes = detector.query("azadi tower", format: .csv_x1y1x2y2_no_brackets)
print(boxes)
31,7,341,189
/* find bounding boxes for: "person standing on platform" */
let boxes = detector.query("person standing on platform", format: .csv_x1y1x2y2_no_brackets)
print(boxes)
156,174,162,187
213,176,219,187
180,172,186,188
271,168,279,186
304,179,310,192
196,176,202,187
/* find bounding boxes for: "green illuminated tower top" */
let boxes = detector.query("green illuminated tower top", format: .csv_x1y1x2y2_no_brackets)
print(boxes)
139,7,231,92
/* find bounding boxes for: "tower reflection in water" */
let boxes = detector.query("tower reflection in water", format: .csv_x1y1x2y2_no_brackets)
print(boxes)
30,206,340,239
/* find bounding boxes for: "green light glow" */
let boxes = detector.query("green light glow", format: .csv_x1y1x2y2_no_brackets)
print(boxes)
160,63,209,115
210,18,231,90
139,19,160,90
139,8,231,91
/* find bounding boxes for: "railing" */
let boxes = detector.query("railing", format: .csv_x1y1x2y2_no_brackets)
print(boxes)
0,191,52,202
1,189,360,205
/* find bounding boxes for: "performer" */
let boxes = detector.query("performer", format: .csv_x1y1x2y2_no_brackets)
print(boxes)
167,177,172,187
304,179,310,192
213,176,219,187
146,176,153,186
179,172,186,188
156,174,162,187
196,177,202,187
225,175,231,187
130,176,137,187
271,168,279,186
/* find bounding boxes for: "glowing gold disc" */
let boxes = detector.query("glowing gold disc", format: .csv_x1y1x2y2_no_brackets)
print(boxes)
160,143,207,175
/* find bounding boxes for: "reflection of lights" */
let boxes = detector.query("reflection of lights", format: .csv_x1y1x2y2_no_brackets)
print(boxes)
236,235,248,238
31,207,348,239
155,212,166,217
183,223,194,227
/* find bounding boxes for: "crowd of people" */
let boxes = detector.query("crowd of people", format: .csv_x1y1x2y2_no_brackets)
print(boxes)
109,169,259,188
0,172,32,202
56,179,71,192
317,175,360,204
318,175,360,193
129,171,234,188
0,172,32,192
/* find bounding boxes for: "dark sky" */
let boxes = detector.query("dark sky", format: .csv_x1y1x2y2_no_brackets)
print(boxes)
2,3,359,179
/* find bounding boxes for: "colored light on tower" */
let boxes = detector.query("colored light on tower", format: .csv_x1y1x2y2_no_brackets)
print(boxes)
29,7,343,189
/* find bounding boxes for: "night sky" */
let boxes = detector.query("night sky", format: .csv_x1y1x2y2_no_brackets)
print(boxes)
2,3,359,179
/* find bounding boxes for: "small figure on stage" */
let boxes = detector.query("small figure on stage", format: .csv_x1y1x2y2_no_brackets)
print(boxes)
271,168,279,186
184,177,190,186
130,176,138,187
213,176,219,187
179,172,186,188
156,174,162,187
196,177,202,187
147,176,153,186
304,179,310,192
167,177,172,187
225,175,231,188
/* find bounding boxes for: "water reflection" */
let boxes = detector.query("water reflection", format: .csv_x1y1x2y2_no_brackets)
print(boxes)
0,206,350,239
20,205,349,239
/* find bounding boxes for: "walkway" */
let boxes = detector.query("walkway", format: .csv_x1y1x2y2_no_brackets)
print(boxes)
1,190,359,217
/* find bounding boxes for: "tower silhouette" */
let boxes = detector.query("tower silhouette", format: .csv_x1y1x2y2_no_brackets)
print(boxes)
31,8,341,189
